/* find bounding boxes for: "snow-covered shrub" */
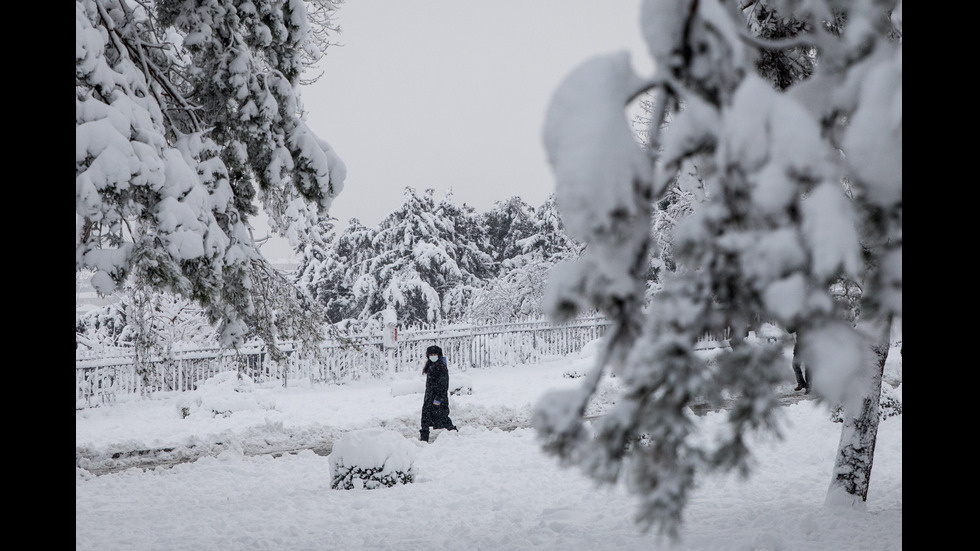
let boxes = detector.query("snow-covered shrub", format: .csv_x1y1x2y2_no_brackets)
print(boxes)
830,382,902,423
176,371,276,419
450,375,473,396
580,338,603,358
564,338,604,378
878,383,902,420
330,429,417,490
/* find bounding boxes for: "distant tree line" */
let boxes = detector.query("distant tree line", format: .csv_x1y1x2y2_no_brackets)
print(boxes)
294,188,588,330
77,188,599,348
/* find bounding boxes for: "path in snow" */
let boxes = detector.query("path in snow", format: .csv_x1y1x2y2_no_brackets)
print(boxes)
76,389,817,476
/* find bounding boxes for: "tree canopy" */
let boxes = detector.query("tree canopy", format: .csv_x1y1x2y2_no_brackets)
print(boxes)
535,0,901,538
294,188,584,329
78,188,585,350
76,0,347,346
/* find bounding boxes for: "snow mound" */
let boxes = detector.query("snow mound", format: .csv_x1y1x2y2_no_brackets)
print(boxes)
329,428,418,490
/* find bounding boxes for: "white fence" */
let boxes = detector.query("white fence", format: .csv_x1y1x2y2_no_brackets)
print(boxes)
75,317,611,409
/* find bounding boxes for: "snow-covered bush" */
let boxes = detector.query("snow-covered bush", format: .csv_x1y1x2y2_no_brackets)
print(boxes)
450,376,473,396
176,372,276,419
830,382,902,423
878,383,903,420
563,338,603,378
329,429,418,490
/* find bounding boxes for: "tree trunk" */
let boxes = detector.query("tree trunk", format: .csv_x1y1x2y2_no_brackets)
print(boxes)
131,282,156,397
825,315,892,508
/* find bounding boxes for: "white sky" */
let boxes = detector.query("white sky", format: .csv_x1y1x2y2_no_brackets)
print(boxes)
76,339,903,550
260,1,650,261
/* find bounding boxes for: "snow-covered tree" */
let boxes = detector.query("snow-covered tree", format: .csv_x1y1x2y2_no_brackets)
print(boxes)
465,194,584,323
245,256,326,362
295,188,491,327
77,298,129,349
519,194,585,264
743,0,817,90
466,261,555,323
75,0,347,347
479,196,538,263
76,286,220,350
535,0,901,539
366,188,449,324
293,216,339,312
296,188,587,327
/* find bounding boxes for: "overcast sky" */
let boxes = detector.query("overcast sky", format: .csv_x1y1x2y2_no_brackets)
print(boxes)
260,0,650,261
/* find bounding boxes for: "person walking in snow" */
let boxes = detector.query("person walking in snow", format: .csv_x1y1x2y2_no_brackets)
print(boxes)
419,345,457,442
790,330,811,394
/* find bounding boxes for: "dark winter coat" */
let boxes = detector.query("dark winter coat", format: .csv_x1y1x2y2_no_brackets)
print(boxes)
421,355,455,431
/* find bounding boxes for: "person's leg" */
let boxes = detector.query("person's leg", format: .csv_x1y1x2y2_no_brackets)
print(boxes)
793,363,806,391
791,333,807,391
433,412,457,431
420,408,431,441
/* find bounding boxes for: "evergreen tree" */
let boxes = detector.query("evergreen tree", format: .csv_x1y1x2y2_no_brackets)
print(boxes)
296,188,585,327
375,188,493,325
294,217,346,320
466,261,555,323
434,192,497,320
76,0,346,347
743,0,817,90
536,0,901,538
523,194,585,264
468,194,584,323
479,196,539,264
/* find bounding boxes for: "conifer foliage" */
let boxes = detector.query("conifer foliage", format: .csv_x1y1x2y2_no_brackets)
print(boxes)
295,188,583,328
75,0,346,346
535,0,901,538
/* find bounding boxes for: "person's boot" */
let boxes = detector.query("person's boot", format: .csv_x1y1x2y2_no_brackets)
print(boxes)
419,429,429,442
794,382,806,391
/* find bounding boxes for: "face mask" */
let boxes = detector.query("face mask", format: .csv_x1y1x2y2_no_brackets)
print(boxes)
428,355,439,362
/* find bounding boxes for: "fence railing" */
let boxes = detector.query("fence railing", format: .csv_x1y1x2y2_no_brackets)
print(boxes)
75,316,611,409
80,315,896,410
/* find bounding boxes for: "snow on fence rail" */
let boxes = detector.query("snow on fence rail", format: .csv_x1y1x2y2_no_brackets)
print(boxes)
75,317,611,409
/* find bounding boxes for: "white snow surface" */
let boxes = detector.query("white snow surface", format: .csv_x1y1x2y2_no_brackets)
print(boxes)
76,343,902,551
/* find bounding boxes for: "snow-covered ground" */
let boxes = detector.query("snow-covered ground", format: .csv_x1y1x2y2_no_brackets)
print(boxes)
76,341,902,551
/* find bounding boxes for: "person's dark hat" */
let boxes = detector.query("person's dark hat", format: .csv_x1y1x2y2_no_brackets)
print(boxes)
426,345,443,357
